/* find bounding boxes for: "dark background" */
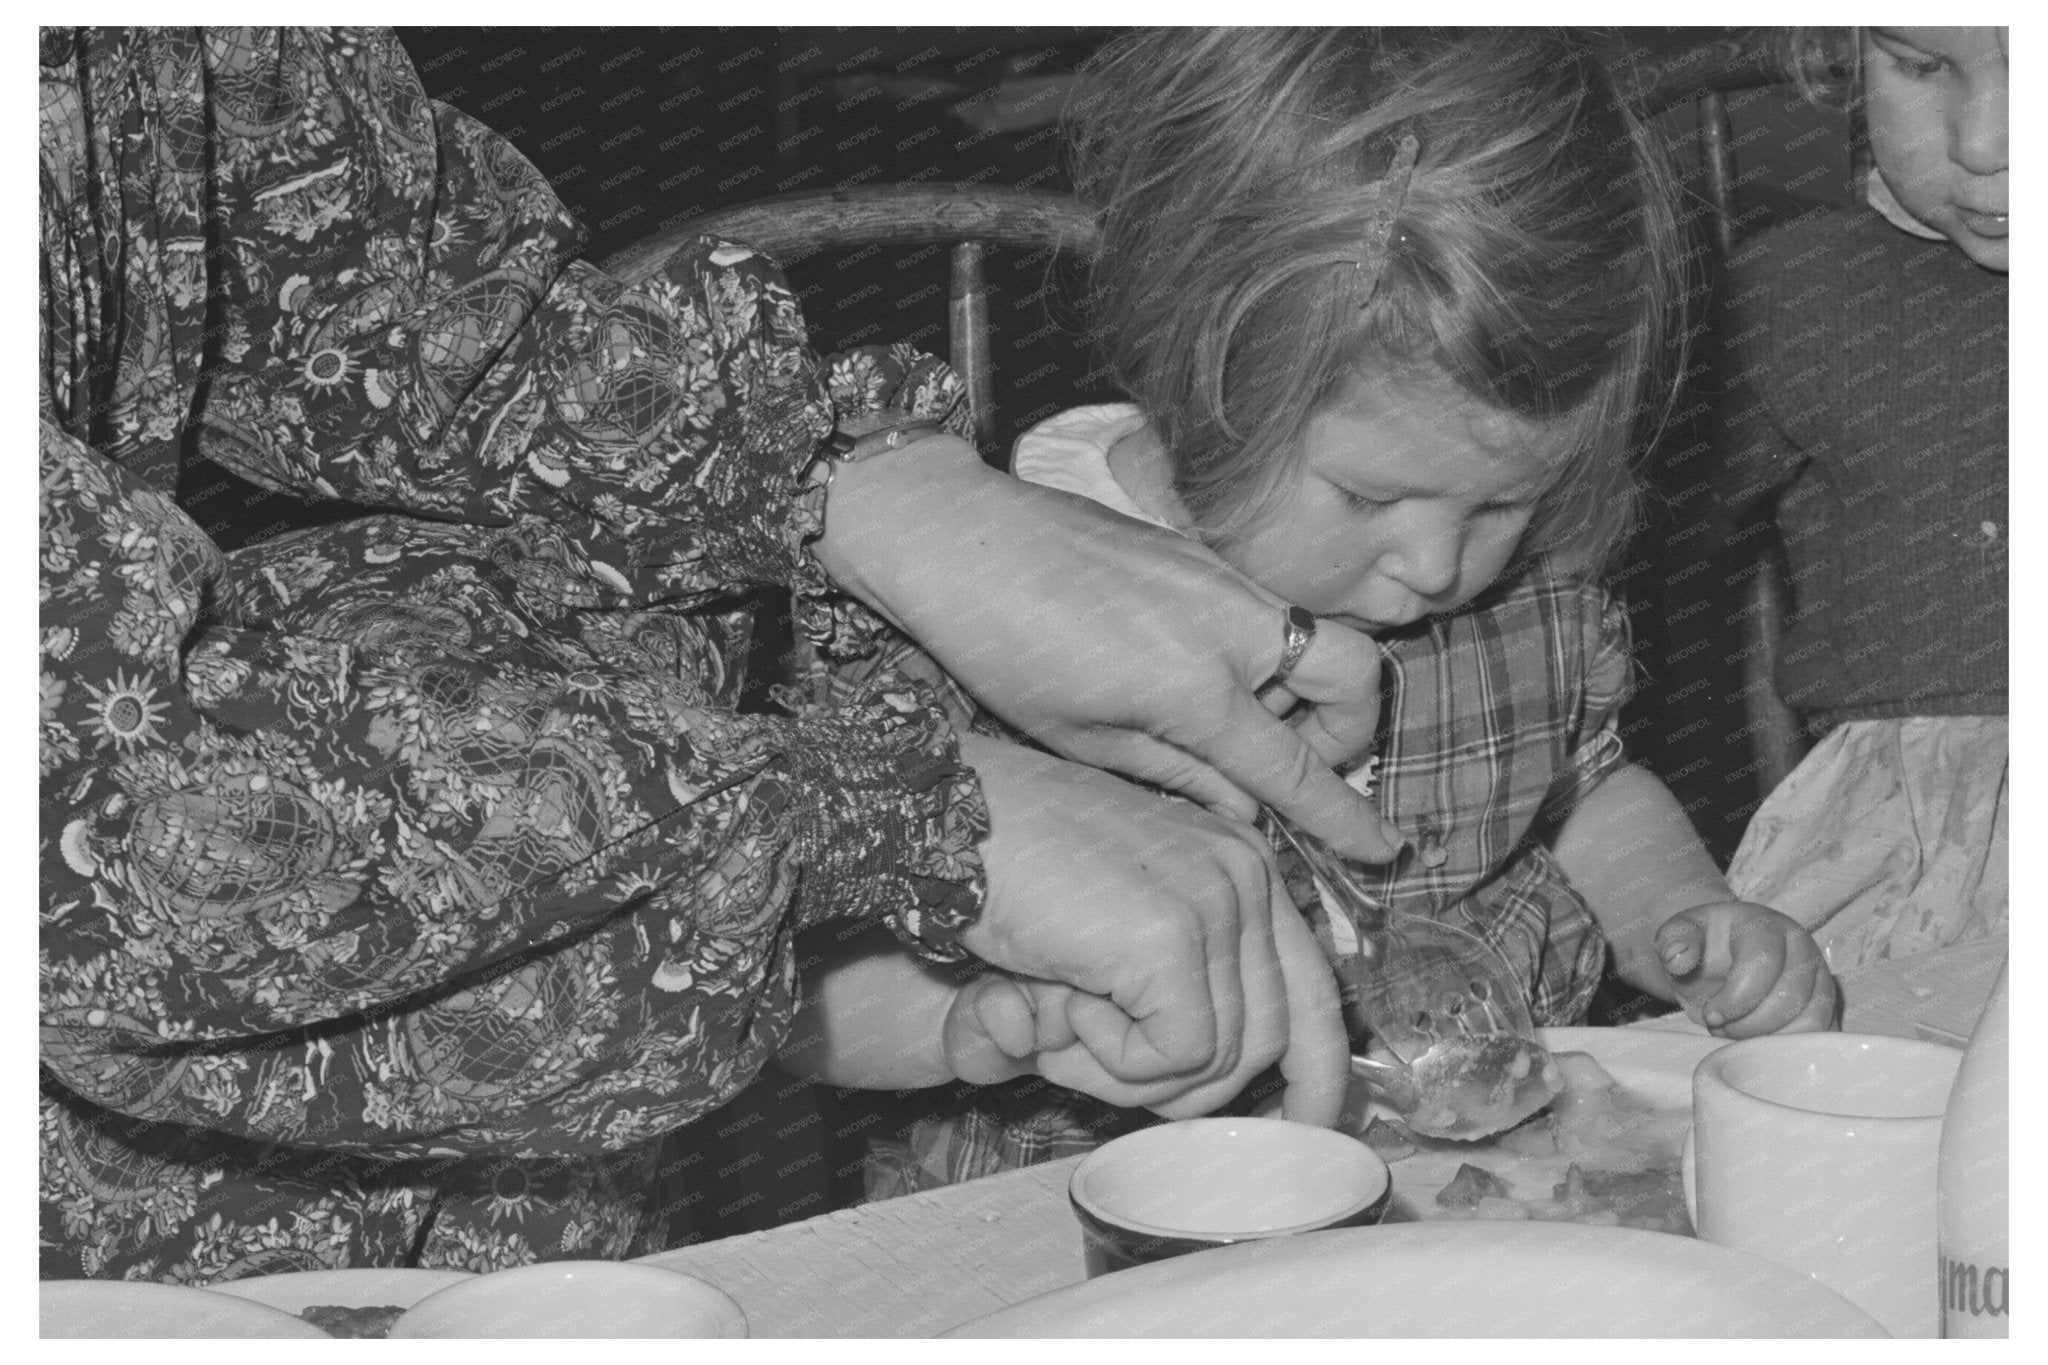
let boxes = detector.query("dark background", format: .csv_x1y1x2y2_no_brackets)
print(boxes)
192,27,1856,1244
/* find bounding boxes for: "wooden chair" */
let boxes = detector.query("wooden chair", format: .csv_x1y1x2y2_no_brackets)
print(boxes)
1624,34,1827,800
603,185,1098,448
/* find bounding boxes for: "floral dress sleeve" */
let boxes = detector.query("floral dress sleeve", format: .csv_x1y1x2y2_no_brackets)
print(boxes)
39,23,987,1187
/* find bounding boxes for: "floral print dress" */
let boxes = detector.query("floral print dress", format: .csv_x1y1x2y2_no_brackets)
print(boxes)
39,27,985,1282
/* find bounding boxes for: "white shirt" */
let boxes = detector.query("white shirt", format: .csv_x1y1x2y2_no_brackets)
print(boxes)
1008,403,1172,530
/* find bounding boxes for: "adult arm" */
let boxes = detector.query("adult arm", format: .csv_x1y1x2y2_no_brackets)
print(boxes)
812,439,1405,861
38,28,987,1157
780,733,1350,1126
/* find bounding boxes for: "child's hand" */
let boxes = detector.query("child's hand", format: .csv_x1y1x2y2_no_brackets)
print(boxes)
940,974,1081,1085
1654,901,1838,1038
943,971,1337,1123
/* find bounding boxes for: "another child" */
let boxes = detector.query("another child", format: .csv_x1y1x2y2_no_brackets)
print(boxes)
779,28,1838,1194
1716,27,2008,973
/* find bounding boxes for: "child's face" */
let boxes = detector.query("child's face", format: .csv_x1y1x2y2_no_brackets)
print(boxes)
1862,27,2009,272
1210,369,1567,634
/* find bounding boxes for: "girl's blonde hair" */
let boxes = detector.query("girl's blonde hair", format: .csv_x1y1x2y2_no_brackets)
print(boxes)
1066,28,1686,573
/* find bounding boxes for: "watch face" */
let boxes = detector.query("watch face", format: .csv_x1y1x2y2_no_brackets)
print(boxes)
833,419,949,460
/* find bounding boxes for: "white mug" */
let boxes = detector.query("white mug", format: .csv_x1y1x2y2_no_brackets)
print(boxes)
1690,1032,1961,1339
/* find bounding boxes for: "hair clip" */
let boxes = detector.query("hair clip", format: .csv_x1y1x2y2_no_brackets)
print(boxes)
1354,131,1421,307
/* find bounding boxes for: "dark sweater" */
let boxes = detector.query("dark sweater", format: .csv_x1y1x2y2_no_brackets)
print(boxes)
1716,207,2007,730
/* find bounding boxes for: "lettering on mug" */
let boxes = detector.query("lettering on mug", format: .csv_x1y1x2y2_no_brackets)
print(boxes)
1941,1255,2010,1320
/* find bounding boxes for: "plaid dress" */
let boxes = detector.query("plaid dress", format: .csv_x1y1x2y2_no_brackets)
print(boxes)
867,405,1631,1197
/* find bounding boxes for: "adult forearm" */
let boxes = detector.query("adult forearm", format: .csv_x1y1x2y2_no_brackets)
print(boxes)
807,434,1010,633
808,434,1406,862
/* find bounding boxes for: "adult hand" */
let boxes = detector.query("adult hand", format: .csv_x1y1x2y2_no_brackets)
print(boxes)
1655,901,1840,1038
949,733,1349,1127
812,439,1402,863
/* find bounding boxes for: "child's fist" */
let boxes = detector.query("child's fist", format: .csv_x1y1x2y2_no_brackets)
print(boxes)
1654,901,1838,1037
940,974,1080,1084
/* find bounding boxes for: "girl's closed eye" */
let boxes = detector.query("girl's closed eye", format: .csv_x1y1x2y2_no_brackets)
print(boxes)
1871,32,1948,79
1336,487,1401,513
1887,51,1948,80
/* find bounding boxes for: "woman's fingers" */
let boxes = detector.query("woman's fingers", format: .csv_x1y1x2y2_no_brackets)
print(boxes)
1274,617,1388,771
1107,836,1253,1081
814,455,1402,861
1266,869,1349,1128
1083,729,1262,824
1179,693,1405,862
955,732,1361,1108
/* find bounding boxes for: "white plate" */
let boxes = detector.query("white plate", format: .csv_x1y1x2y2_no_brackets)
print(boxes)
40,1279,332,1339
208,1266,476,1317
1529,1024,1728,1109
389,1260,748,1338
943,1221,1889,1337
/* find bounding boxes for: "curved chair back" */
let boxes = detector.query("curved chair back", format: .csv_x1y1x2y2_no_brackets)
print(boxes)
1630,35,1817,798
603,185,1098,447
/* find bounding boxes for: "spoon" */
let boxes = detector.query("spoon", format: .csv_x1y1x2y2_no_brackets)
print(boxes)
1271,817,1563,1141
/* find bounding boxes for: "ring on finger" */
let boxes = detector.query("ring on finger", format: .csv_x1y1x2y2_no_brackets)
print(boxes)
1254,605,1319,700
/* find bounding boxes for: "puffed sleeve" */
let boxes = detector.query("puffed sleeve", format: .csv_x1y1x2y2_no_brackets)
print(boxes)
1535,578,1636,824
40,27,838,604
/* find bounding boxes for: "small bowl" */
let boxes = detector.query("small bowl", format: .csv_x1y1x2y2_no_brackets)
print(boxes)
1070,1117,1391,1276
387,1260,747,1338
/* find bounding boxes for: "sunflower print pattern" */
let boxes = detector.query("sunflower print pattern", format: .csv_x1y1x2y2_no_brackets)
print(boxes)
39,27,987,1282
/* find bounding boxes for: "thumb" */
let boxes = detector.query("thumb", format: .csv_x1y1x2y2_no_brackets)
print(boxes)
943,979,1035,1084
1656,914,1707,979
968,976,1044,1059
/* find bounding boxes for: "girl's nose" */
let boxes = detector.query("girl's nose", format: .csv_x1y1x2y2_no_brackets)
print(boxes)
1383,523,1462,600
1953,71,2009,176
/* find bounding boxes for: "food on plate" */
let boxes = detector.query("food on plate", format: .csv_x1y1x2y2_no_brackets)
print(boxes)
299,1303,408,1338
1435,1163,1513,1210
1359,1116,1417,1162
1400,1034,1565,1140
1402,1051,1692,1233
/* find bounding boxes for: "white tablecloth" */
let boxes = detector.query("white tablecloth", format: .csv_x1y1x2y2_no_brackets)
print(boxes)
639,936,2005,1337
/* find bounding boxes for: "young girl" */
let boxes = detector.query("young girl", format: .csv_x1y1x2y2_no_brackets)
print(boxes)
1717,27,2007,972
780,28,1838,1192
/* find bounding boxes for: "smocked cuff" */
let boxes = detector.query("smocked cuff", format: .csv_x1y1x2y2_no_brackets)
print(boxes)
783,672,989,963
786,344,977,662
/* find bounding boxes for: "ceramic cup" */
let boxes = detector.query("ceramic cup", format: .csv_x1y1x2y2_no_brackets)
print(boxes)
1689,1032,1961,1339
388,1260,748,1338
1069,1117,1391,1277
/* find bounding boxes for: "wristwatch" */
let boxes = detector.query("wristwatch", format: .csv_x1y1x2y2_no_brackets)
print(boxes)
807,416,954,490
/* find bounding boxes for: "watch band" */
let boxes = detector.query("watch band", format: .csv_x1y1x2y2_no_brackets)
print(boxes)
822,417,950,462
806,416,955,494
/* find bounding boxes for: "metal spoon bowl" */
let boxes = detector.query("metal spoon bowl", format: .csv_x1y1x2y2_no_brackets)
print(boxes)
1273,817,1562,1140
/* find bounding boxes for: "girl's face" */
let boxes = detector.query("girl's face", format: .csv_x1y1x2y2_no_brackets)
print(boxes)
1209,368,1569,634
1862,27,2009,272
